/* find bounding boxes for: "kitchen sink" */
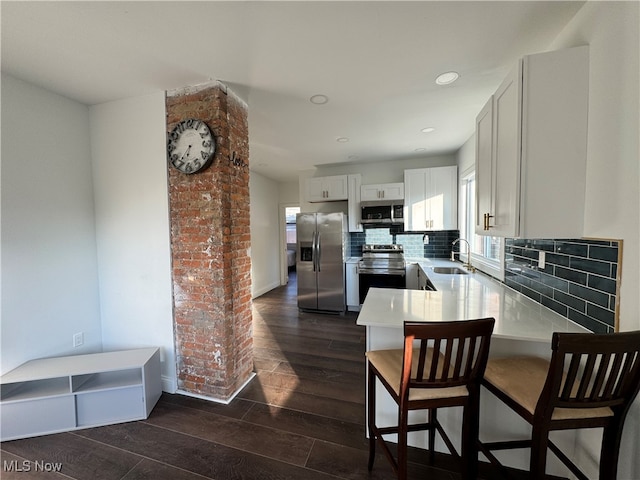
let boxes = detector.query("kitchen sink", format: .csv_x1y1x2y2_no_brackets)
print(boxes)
431,267,468,275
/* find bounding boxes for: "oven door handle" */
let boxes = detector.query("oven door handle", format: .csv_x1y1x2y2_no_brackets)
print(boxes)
357,267,406,276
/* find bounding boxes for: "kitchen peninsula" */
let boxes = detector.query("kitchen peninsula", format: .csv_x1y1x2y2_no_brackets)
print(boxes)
357,259,590,474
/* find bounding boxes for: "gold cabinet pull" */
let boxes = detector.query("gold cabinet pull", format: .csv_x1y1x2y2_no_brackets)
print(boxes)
484,213,494,231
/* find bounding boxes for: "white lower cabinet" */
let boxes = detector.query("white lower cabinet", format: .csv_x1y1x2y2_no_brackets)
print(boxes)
405,263,419,290
406,263,433,291
0,348,161,441
345,260,360,311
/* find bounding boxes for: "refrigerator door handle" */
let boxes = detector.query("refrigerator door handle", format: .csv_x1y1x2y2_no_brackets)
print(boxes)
312,231,318,272
316,232,322,272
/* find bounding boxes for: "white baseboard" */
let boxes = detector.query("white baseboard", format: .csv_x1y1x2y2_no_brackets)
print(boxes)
175,372,256,404
252,281,281,299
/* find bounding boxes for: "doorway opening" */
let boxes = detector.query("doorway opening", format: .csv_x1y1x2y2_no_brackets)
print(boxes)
280,205,300,285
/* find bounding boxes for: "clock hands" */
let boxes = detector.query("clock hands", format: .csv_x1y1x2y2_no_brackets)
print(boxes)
181,145,192,161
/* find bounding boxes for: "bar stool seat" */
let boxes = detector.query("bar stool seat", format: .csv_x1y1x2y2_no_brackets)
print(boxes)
367,317,495,480
479,330,640,480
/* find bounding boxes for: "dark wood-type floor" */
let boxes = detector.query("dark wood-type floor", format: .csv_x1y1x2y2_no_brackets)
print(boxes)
1,272,538,480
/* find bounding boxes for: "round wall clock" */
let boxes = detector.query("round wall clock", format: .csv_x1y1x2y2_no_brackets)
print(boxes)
167,119,216,174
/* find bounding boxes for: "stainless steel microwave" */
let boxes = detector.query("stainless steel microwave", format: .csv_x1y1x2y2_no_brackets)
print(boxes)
361,202,404,225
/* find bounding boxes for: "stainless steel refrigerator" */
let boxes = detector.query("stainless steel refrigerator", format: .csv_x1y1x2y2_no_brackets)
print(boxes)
296,212,349,312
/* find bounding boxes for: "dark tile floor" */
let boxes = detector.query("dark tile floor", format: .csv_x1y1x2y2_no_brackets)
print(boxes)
1,272,534,479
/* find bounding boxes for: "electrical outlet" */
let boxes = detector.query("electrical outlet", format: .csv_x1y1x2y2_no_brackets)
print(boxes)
423,234,429,245
73,332,84,348
538,251,546,269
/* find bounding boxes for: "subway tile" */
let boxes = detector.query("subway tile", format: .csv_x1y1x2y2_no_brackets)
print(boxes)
569,257,611,277
554,241,588,257
586,303,615,327
568,310,610,333
520,285,541,304
553,290,586,313
569,283,610,308
553,266,587,285
504,237,620,334
588,274,617,294
539,272,569,292
541,295,568,317
589,244,619,262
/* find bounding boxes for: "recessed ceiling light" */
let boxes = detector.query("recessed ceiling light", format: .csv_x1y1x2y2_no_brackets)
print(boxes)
435,71,459,85
310,94,329,105
421,127,436,133
336,137,349,143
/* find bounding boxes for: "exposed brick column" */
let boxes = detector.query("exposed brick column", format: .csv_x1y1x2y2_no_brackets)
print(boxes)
166,82,252,401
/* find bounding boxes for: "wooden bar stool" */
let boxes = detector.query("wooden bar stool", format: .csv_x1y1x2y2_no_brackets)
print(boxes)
366,317,495,479
479,330,640,480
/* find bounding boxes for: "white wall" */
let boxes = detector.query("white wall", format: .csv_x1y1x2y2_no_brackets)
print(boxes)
250,171,281,297
1,74,102,373
548,3,640,478
89,93,176,392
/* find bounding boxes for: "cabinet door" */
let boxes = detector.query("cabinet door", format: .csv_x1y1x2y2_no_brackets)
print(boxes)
404,171,428,231
490,63,521,237
361,184,383,201
325,176,348,201
345,262,360,307
428,166,457,230
475,97,493,234
405,263,419,290
347,174,363,232
306,177,327,202
306,176,348,202
380,183,404,200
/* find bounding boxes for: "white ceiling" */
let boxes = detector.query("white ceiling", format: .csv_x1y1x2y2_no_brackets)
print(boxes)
1,1,585,182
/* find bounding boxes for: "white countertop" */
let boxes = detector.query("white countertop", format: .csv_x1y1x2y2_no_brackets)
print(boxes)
356,259,589,342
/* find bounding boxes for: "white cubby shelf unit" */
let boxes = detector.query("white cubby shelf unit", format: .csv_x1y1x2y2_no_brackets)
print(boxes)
0,347,161,441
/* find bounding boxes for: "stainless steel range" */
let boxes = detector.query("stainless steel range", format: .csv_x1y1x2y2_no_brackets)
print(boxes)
357,244,406,303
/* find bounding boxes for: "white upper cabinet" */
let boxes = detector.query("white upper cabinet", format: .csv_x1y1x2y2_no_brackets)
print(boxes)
404,166,458,231
476,45,589,238
305,175,349,202
360,183,404,201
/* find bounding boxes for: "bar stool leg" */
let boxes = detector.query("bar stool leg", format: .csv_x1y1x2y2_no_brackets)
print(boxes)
398,405,409,480
599,418,624,479
530,424,550,479
367,363,376,471
428,408,437,461
462,397,479,480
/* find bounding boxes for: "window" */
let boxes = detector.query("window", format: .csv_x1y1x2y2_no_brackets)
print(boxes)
285,207,300,244
459,170,503,279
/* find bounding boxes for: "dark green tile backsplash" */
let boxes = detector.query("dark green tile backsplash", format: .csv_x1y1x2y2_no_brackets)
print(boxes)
505,238,620,333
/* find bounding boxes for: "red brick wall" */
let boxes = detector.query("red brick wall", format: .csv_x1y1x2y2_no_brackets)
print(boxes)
166,82,253,401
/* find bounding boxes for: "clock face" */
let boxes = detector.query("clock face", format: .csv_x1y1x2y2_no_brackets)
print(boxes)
167,119,216,174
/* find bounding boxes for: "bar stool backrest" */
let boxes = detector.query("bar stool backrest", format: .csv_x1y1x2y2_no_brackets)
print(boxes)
538,331,640,420
401,318,495,399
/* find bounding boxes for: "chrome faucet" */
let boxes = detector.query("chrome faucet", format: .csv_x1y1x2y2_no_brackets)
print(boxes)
452,238,475,272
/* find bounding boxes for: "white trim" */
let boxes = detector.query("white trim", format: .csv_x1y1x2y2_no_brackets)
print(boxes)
175,372,256,405
252,281,281,299
161,375,178,393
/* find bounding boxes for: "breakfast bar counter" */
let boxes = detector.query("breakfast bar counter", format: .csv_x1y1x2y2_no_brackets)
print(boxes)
357,260,589,344
356,260,589,475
